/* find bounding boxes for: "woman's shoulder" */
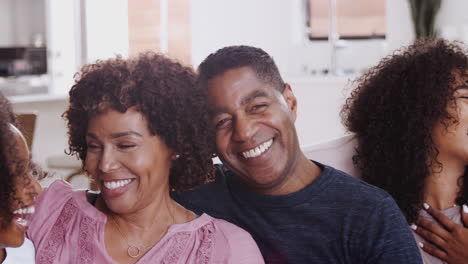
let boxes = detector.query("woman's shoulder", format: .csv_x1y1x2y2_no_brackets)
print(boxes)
208,215,253,238
178,213,252,238
198,214,264,263
34,180,73,214
28,180,102,241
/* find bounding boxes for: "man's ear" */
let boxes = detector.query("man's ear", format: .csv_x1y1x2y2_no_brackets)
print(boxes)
282,84,297,122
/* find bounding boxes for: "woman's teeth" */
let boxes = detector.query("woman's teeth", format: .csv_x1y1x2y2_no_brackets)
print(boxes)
242,139,273,159
103,179,132,190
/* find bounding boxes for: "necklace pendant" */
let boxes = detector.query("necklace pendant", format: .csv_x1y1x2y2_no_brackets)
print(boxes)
127,245,141,258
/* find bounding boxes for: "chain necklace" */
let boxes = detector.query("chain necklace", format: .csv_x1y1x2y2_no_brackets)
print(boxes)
109,203,177,259
110,214,149,258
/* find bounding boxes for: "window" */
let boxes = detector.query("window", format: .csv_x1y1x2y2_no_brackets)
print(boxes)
128,0,191,64
307,0,386,40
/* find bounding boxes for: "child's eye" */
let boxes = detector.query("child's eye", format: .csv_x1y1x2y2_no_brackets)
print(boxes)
86,143,102,152
87,144,100,149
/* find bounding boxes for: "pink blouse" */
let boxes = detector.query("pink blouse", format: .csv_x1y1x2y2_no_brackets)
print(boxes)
28,180,264,264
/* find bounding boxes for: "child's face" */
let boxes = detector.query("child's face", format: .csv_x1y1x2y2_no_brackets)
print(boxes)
0,126,41,248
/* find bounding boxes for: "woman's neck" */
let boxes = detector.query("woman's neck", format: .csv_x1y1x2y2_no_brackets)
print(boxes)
98,191,194,240
424,155,465,211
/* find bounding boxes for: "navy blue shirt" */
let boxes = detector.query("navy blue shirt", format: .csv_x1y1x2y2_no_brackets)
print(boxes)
173,162,422,264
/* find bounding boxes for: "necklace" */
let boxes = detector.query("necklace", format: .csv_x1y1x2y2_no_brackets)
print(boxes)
109,207,177,259
110,214,148,258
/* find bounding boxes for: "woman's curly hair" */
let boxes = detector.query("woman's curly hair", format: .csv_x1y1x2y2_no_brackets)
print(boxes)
63,52,215,191
341,39,468,223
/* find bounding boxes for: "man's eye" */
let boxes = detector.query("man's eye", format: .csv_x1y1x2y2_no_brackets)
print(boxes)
251,104,267,112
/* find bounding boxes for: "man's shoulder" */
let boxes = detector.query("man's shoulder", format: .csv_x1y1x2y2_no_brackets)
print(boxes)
172,164,230,201
321,165,394,207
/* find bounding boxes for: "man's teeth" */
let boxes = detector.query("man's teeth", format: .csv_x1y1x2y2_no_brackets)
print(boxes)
242,139,273,159
103,179,132,190
13,206,35,215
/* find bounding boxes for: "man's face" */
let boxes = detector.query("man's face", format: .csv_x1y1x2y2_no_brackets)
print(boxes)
207,66,300,194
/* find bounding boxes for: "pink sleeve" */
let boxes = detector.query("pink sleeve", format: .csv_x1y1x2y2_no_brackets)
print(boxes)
212,219,265,264
27,180,73,248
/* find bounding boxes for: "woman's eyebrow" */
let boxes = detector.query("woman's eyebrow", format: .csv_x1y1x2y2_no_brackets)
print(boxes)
86,131,143,139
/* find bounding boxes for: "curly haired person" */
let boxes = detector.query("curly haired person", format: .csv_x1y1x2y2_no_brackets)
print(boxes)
27,53,264,264
0,92,42,264
342,39,468,264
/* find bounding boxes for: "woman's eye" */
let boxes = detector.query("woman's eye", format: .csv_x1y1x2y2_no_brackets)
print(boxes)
118,144,136,149
215,118,231,129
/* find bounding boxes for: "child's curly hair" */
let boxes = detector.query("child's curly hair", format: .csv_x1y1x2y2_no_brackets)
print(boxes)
342,39,468,223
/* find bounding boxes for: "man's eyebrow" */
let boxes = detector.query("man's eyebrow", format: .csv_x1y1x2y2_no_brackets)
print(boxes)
86,131,143,139
240,90,268,106
210,90,269,118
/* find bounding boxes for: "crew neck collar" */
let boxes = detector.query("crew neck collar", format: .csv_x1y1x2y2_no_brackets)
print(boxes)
225,161,336,208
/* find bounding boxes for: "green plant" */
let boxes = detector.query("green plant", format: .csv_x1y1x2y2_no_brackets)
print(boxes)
408,0,442,39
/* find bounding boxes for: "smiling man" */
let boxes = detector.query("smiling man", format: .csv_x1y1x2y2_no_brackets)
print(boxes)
173,46,422,263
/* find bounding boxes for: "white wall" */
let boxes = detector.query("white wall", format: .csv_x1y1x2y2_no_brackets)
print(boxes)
437,0,468,42
85,0,129,62
191,0,293,75
291,77,354,146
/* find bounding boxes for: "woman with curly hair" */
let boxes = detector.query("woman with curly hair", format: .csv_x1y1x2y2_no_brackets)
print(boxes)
342,39,468,264
27,53,263,264
0,91,42,263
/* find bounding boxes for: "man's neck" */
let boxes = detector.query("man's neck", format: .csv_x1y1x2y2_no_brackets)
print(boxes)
264,153,321,196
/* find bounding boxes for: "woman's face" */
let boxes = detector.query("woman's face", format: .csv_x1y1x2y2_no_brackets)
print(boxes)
432,70,468,168
0,126,41,248
85,108,174,214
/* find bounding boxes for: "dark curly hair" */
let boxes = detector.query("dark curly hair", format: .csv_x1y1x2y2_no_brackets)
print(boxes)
198,45,285,91
63,52,214,191
0,92,20,228
341,39,468,223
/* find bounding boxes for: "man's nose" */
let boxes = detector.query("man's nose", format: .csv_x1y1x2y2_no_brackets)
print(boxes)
232,117,255,143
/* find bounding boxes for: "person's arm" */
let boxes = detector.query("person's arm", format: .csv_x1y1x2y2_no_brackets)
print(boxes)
413,204,468,264
357,196,423,264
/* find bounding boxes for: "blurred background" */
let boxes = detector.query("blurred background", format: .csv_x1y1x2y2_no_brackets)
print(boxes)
1,0,466,188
